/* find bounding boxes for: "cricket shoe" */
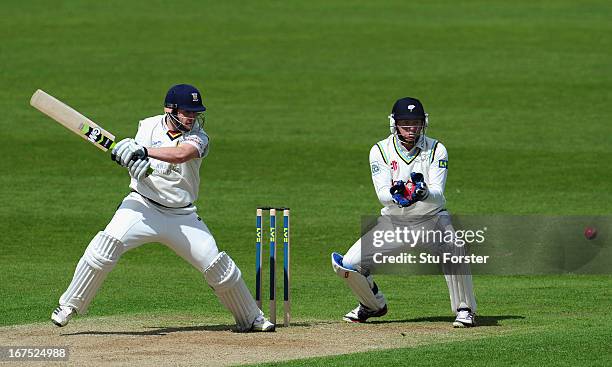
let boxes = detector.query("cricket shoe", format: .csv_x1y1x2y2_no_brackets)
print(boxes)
343,303,388,323
51,305,76,327
453,307,476,328
250,315,275,332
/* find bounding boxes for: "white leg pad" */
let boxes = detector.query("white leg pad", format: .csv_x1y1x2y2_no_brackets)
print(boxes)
59,232,123,314
445,273,477,314
204,252,262,331
331,253,386,311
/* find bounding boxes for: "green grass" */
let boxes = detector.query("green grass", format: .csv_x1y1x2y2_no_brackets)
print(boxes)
251,275,612,366
255,327,612,366
1,0,611,366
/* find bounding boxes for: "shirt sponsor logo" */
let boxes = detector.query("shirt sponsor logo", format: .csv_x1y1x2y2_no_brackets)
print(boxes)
391,160,398,171
154,161,182,175
438,159,448,169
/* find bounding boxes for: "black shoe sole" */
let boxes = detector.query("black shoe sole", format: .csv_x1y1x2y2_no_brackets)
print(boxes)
52,320,64,327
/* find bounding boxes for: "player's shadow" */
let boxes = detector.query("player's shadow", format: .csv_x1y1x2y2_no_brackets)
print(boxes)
370,315,525,326
61,324,235,336
60,321,314,336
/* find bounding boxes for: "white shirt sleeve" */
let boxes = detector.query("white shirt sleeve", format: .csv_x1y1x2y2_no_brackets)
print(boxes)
182,129,210,158
424,142,448,204
369,145,394,207
134,120,151,147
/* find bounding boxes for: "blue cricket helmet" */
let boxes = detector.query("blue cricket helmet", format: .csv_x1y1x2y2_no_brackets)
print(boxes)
164,84,206,112
388,97,429,139
391,97,426,121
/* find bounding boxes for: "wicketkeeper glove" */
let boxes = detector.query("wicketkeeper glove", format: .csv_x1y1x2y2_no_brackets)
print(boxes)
110,138,148,167
390,180,413,207
410,172,429,201
389,173,429,208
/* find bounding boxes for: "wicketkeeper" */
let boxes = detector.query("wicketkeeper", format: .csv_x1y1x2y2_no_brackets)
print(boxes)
52,84,274,332
331,97,477,327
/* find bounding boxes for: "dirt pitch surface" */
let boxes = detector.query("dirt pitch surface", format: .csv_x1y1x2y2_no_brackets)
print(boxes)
0,314,503,366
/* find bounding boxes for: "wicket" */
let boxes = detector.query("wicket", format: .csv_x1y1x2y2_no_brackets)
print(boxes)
256,207,290,326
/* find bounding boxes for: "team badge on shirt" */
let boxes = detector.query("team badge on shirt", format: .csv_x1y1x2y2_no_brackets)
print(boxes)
438,159,448,169
371,161,381,175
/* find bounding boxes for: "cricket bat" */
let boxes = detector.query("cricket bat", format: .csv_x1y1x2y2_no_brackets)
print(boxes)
30,89,153,175
30,89,117,151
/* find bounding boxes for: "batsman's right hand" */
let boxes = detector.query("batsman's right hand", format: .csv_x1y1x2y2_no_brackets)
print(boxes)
127,157,151,181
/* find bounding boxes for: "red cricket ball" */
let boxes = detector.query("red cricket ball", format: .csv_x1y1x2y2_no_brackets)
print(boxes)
584,227,597,240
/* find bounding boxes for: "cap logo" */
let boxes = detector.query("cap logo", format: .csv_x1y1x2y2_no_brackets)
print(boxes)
192,93,199,102
408,104,416,112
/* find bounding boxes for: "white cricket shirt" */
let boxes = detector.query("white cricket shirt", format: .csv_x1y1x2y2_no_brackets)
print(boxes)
369,134,448,216
130,115,209,208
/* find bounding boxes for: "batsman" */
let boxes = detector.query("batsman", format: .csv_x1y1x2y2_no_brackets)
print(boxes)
51,84,274,332
331,97,477,327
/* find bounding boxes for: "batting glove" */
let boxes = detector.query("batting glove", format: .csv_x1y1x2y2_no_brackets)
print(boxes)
127,158,151,181
110,138,132,166
112,139,148,167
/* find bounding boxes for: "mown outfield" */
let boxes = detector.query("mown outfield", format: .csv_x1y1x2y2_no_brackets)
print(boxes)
1,1,611,366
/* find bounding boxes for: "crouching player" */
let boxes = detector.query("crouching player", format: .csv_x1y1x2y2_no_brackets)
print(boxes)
331,97,477,327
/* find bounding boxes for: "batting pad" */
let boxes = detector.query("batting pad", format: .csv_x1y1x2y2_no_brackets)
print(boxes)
60,231,123,314
204,252,262,331
331,253,386,311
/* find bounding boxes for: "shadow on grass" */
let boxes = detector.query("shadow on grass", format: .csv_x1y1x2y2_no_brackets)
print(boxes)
370,315,525,326
61,321,314,336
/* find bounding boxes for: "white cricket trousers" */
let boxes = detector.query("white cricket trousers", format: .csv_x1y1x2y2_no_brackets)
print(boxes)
104,192,219,271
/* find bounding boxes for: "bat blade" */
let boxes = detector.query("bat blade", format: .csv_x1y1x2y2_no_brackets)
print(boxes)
30,89,116,151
